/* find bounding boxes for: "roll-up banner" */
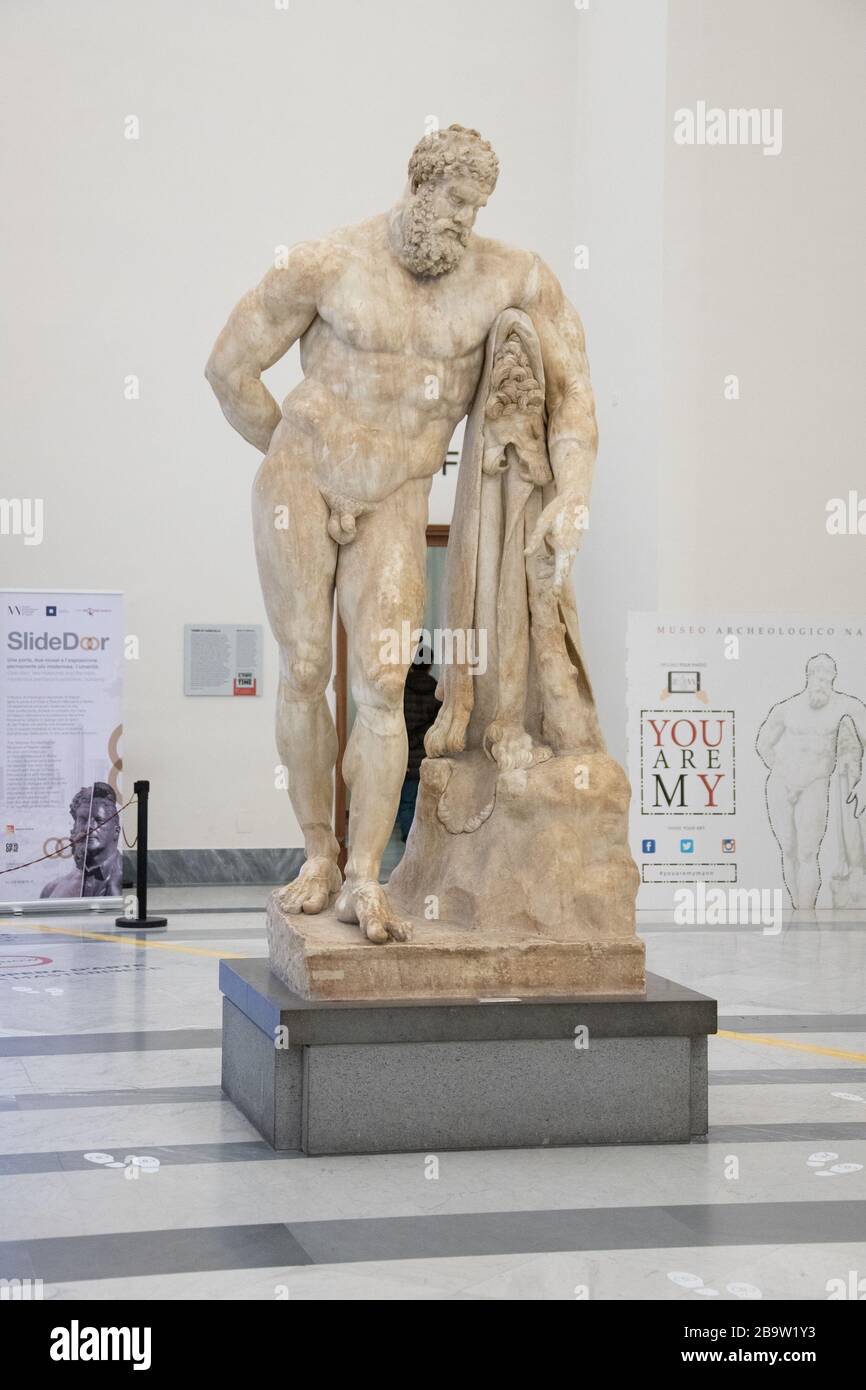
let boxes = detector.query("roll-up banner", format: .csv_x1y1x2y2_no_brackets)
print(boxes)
1,590,124,909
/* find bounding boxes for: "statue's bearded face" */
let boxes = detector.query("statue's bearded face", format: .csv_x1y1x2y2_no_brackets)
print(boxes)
71,799,119,868
398,175,489,277
806,665,835,708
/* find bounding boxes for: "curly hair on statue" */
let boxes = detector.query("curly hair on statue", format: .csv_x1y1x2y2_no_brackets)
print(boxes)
487,332,545,420
69,782,117,818
408,124,499,194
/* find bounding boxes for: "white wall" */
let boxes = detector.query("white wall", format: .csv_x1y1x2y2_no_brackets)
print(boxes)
661,0,866,610
568,0,667,760
1,0,665,848
0,0,666,847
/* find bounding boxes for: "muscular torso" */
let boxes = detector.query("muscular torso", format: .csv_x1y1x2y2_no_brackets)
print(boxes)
273,216,535,509
769,694,861,789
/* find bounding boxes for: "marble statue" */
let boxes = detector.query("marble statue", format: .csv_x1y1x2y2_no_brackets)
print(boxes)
207,125,643,994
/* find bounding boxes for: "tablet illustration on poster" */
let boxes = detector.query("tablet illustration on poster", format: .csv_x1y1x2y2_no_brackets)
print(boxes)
627,615,866,912
1,590,123,907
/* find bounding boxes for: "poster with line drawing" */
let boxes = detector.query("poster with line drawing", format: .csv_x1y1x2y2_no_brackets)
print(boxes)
627,614,866,911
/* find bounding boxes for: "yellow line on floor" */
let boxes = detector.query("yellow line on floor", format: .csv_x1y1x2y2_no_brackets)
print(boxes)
718,1029,866,1065
17,923,243,960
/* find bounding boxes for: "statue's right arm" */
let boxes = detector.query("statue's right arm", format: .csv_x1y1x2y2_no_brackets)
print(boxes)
205,242,321,454
756,703,785,768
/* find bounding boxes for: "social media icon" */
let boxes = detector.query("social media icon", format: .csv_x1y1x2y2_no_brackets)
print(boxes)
680,838,694,854
45,605,57,616
722,838,736,854
642,839,656,854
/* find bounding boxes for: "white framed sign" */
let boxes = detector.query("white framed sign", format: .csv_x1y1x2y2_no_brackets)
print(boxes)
183,624,262,697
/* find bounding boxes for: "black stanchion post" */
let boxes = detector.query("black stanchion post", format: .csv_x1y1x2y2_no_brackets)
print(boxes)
116,779,167,929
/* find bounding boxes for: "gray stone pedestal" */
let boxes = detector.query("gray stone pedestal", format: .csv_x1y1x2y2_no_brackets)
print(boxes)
220,959,716,1155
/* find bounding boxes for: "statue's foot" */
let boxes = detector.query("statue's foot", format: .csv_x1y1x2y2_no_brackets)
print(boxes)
334,879,412,944
277,856,342,916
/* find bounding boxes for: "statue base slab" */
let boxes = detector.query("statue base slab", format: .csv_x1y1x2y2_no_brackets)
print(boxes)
220,957,715,1154
266,894,645,1000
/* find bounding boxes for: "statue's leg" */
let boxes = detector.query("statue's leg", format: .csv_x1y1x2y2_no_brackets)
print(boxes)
793,778,831,909
765,773,798,907
252,434,342,913
334,477,429,942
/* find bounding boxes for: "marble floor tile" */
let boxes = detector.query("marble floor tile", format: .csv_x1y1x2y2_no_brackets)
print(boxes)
710,1084,866,1124
16,1048,222,1092
708,1035,866,1070
3,1139,865,1244
0,1099,258,1156
41,1238,866,1301
448,1240,866,1302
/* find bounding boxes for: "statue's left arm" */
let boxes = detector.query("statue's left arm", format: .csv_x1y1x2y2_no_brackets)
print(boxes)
518,257,599,591
842,697,866,817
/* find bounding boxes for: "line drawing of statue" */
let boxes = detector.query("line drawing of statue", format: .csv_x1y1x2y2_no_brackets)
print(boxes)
206,126,603,944
756,653,866,908
40,781,123,899
830,715,866,907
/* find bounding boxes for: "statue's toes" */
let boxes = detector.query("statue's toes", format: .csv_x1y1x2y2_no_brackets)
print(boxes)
334,886,358,923
278,882,306,914
362,916,390,944
301,886,328,914
385,915,412,942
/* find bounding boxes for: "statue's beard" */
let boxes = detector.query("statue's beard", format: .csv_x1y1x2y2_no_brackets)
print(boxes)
808,686,831,709
395,190,469,277
72,826,116,870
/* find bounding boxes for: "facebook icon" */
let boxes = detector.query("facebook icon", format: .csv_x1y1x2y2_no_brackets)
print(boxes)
641,839,656,854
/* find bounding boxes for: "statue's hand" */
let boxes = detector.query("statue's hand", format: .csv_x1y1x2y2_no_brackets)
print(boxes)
847,778,866,818
524,492,588,593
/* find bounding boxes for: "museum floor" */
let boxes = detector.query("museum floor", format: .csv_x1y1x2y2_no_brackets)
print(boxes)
1,889,865,1301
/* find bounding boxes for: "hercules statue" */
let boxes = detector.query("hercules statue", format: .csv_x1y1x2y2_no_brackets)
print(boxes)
205,125,598,944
